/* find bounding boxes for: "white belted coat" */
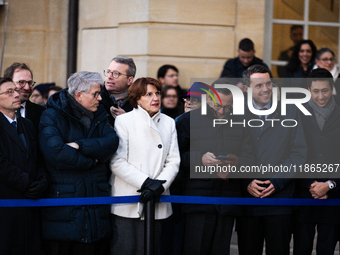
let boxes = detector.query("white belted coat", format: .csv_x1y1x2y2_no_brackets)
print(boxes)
110,106,180,219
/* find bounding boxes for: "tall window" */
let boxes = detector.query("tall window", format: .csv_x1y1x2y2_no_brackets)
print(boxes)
264,0,340,78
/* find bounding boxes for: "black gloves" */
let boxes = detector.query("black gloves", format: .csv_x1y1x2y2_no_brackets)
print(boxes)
139,189,154,203
25,176,49,199
137,178,166,203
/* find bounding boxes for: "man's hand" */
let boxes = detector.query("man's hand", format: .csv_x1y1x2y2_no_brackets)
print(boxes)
221,154,239,167
202,152,222,166
66,142,79,150
309,181,329,199
25,177,49,199
216,154,239,180
247,179,267,198
260,180,275,198
110,105,126,118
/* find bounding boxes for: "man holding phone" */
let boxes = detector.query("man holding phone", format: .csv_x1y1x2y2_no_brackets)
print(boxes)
176,79,254,255
101,56,136,126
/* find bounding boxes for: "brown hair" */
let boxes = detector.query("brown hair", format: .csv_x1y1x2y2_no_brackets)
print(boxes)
128,77,162,108
4,62,33,79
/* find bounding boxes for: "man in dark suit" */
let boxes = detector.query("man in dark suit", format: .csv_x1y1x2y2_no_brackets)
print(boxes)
294,68,340,255
0,77,48,255
237,65,307,255
4,62,45,134
101,56,135,126
176,82,254,255
220,38,272,79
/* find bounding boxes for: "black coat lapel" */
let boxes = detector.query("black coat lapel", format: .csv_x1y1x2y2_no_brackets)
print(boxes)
0,113,26,153
322,106,340,133
17,117,30,156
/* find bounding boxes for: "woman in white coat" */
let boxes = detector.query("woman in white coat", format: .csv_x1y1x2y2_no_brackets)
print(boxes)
110,77,180,255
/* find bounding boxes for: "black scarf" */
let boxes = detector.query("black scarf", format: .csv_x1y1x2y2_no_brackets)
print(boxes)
67,93,94,134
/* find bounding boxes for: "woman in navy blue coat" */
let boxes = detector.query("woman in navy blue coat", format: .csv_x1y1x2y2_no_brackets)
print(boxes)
39,71,119,254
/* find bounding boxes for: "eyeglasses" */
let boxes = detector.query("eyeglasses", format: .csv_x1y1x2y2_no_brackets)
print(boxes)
319,58,335,62
83,91,102,99
183,97,200,104
103,70,130,79
13,80,36,88
0,88,21,96
213,104,231,111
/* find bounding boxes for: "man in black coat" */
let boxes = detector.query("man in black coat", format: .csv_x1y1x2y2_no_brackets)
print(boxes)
294,68,340,255
176,83,254,255
237,65,307,255
101,56,135,126
39,71,119,254
220,38,272,79
0,77,48,255
4,62,45,135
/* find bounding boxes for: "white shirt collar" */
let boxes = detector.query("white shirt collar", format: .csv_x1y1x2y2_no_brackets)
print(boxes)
252,100,271,110
3,113,17,123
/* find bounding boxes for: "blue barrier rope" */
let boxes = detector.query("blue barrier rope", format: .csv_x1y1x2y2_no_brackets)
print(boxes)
1,195,340,207
0,196,140,207
160,195,340,206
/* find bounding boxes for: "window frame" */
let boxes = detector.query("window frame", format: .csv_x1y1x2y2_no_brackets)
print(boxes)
264,0,340,71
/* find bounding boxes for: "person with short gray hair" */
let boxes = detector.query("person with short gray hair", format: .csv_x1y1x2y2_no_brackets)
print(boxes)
67,71,104,97
39,71,119,254
101,56,137,126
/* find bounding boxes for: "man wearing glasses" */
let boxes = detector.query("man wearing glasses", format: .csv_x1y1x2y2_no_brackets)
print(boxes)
176,80,254,255
101,56,136,126
4,62,45,135
0,77,48,254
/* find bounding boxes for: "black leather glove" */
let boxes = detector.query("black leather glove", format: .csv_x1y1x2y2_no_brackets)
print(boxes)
137,178,166,203
139,189,154,203
138,178,166,196
25,177,49,199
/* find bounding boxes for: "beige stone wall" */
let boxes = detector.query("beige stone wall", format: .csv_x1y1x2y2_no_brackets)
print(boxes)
0,0,268,90
0,0,68,87
78,0,267,90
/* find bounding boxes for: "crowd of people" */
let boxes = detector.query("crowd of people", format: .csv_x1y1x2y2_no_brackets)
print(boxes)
0,31,339,255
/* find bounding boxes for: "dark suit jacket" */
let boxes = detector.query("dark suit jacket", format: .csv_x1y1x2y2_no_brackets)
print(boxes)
0,113,45,255
25,100,45,135
176,109,254,216
242,103,307,216
220,56,272,79
296,103,340,224
333,74,340,106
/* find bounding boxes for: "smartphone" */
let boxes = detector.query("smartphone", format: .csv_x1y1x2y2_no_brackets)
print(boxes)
215,155,228,160
110,97,119,108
